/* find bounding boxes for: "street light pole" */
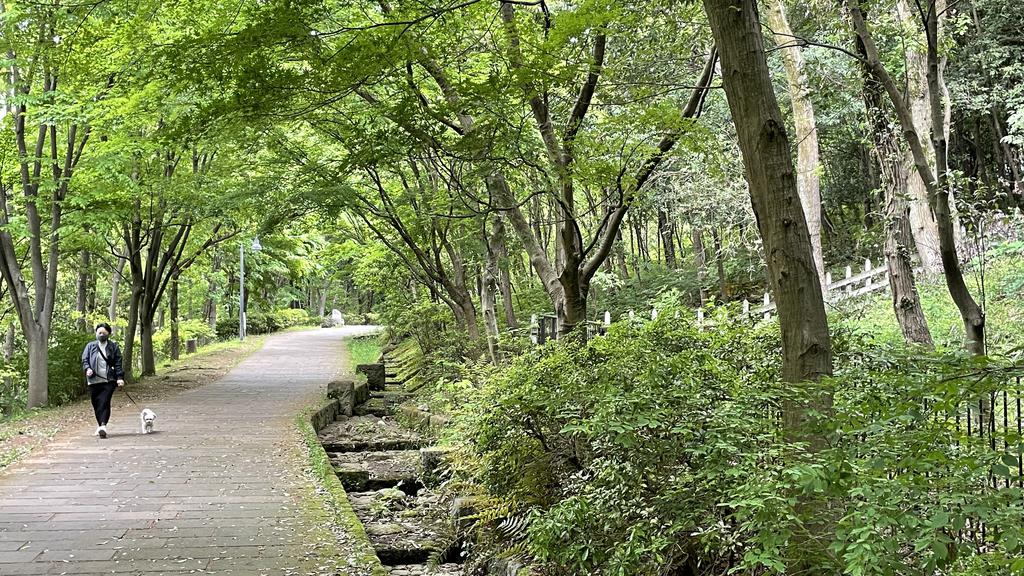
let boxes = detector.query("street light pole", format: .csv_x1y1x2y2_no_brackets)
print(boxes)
239,242,246,341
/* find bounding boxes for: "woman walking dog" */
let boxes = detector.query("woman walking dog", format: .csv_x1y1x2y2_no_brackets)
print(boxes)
81,323,125,438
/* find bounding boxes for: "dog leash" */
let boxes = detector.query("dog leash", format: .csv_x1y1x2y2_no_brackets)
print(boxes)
121,386,139,406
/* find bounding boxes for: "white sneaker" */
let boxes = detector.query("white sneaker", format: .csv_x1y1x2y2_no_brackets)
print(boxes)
98,425,107,439
94,426,102,436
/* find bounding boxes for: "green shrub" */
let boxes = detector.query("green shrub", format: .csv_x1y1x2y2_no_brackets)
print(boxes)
448,310,1024,575
215,309,313,340
152,319,218,359
271,308,314,328
47,327,95,407
215,316,238,340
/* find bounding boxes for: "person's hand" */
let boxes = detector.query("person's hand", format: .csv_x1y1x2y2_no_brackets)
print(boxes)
117,379,125,387
86,368,94,377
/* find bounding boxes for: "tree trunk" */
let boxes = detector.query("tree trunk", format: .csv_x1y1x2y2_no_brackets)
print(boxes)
692,228,708,305
122,282,143,382
765,0,827,292
895,0,944,275
862,64,934,347
483,221,501,364
491,215,518,329
25,327,48,409
658,208,677,269
317,280,331,319
703,0,833,391
712,228,728,300
615,231,629,279
109,257,125,325
141,312,157,376
884,182,934,347
76,251,90,332
3,323,14,405
203,251,221,330
87,267,96,313
706,4,835,564
169,274,180,361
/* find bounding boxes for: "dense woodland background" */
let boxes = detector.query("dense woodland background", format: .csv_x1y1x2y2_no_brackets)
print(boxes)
2,0,1024,573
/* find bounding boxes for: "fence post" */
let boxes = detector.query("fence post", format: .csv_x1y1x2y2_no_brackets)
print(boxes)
530,314,538,345
697,308,704,325
824,271,832,301
742,299,750,315
651,308,658,320
629,310,635,320
863,258,872,289
538,316,547,345
763,292,771,320
604,311,611,327
845,265,853,296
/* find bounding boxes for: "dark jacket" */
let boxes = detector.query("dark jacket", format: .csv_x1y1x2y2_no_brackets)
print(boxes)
81,340,125,384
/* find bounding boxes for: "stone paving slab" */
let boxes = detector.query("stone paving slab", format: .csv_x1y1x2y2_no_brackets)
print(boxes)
0,327,380,575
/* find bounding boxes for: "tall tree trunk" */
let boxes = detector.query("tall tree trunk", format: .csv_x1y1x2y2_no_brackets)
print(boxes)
712,228,728,300
169,273,180,361
615,231,629,279
3,323,14,406
692,228,708,306
704,0,833,402
87,266,96,314
765,0,827,292
201,250,221,330
861,59,934,347
491,214,518,329
109,257,125,325
895,0,944,274
884,175,934,347
658,208,677,269
139,289,159,375
317,279,331,319
25,328,48,408
122,281,143,382
0,68,93,409
76,250,90,332
483,221,501,364
849,0,986,355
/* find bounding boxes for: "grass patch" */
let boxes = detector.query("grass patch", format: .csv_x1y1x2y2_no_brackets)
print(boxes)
833,247,1024,353
347,335,382,366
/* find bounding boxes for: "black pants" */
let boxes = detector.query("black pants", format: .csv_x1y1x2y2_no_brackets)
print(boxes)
89,381,117,426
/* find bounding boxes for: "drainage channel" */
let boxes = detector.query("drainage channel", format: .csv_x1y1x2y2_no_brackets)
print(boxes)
318,362,464,575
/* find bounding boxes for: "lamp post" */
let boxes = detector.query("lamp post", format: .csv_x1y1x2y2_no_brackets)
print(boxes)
239,237,262,341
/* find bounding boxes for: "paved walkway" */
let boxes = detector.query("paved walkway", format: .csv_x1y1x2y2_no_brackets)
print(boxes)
0,327,377,575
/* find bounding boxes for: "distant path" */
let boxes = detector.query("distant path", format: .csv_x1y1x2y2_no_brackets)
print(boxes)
0,326,379,575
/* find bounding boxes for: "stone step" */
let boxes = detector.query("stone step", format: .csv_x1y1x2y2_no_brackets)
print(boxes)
331,450,423,493
354,400,393,418
324,439,425,453
387,563,463,575
370,389,413,399
318,415,423,450
349,488,455,567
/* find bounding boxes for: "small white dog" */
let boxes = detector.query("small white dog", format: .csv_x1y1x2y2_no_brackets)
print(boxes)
140,408,156,434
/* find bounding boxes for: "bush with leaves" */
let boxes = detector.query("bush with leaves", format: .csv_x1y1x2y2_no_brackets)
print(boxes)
445,310,1024,575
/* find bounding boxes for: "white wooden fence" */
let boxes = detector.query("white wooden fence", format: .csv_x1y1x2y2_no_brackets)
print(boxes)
530,258,895,344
